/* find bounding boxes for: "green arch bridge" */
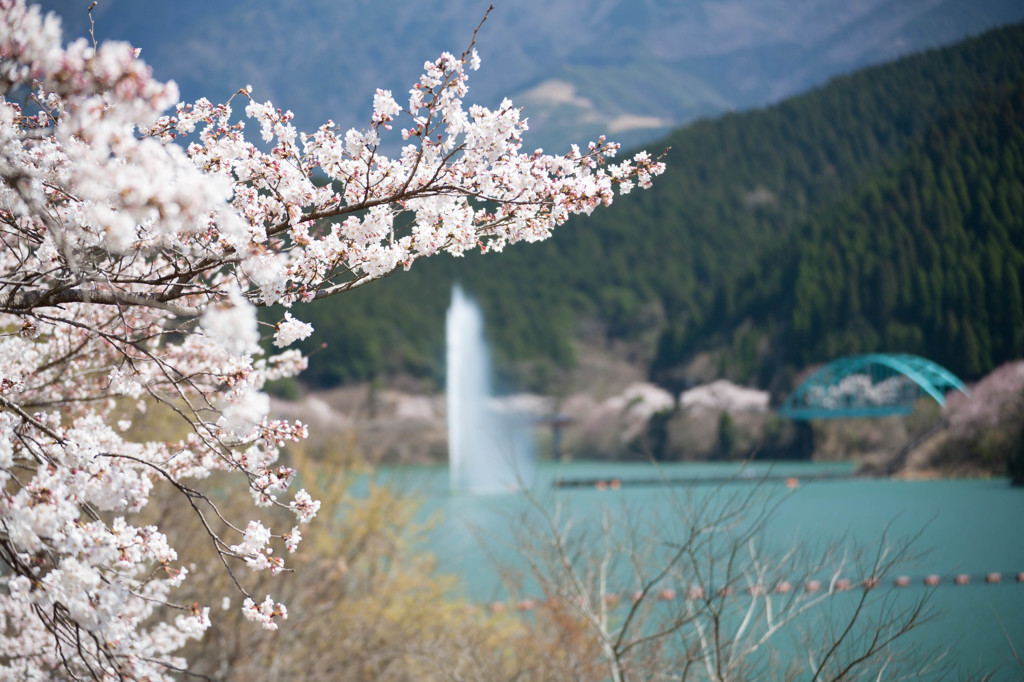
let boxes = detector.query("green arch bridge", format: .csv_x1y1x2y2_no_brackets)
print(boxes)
778,354,970,420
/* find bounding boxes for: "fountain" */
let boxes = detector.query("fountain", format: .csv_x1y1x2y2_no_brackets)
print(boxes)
446,284,534,493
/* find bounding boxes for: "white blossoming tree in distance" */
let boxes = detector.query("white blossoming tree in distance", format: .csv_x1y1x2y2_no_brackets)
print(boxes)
0,1,665,678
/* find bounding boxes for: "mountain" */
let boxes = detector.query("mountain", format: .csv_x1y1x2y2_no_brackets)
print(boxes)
278,21,1024,395
37,0,1024,151
32,1,1024,393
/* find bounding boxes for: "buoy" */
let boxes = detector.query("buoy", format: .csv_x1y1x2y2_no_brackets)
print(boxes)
862,577,879,590
775,581,793,594
595,481,608,491
631,590,643,604
517,599,535,612
835,579,851,591
609,479,622,490
658,588,677,601
746,584,766,596
986,572,1002,584
954,574,970,585
603,593,620,607
804,580,821,593
924,575,941,586
688,586,705,600
1016,572,1024,583
785,477,799,489
893,576,911,587
718,585,734,597
488,601,506,614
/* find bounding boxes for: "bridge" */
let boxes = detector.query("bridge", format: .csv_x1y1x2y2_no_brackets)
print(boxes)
778,354,970,420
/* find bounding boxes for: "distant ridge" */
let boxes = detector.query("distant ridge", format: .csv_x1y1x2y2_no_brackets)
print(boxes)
38,0,1024,151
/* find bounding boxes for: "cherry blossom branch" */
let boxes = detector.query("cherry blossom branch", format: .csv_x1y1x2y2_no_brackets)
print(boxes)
0,1,662,678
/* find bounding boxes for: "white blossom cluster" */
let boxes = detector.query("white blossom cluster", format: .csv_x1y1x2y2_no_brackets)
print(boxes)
0,1,664,678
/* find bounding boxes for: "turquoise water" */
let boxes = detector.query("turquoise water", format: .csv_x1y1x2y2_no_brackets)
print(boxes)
380,461,1024,678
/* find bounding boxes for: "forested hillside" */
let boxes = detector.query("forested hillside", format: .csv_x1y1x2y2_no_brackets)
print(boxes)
699,83,1024,384
288,22,1024,394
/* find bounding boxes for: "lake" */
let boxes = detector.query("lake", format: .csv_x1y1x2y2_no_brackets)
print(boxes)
382,461,1024,679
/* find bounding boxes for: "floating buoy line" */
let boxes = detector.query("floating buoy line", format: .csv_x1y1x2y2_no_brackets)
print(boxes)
486,571,1024,613
554,473,854,489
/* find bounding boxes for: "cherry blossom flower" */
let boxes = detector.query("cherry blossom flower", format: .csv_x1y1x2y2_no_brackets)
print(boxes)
273,311,314,348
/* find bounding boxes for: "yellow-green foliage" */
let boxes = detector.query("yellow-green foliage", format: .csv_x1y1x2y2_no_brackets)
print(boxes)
117,399,606,679
150,436,592,680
